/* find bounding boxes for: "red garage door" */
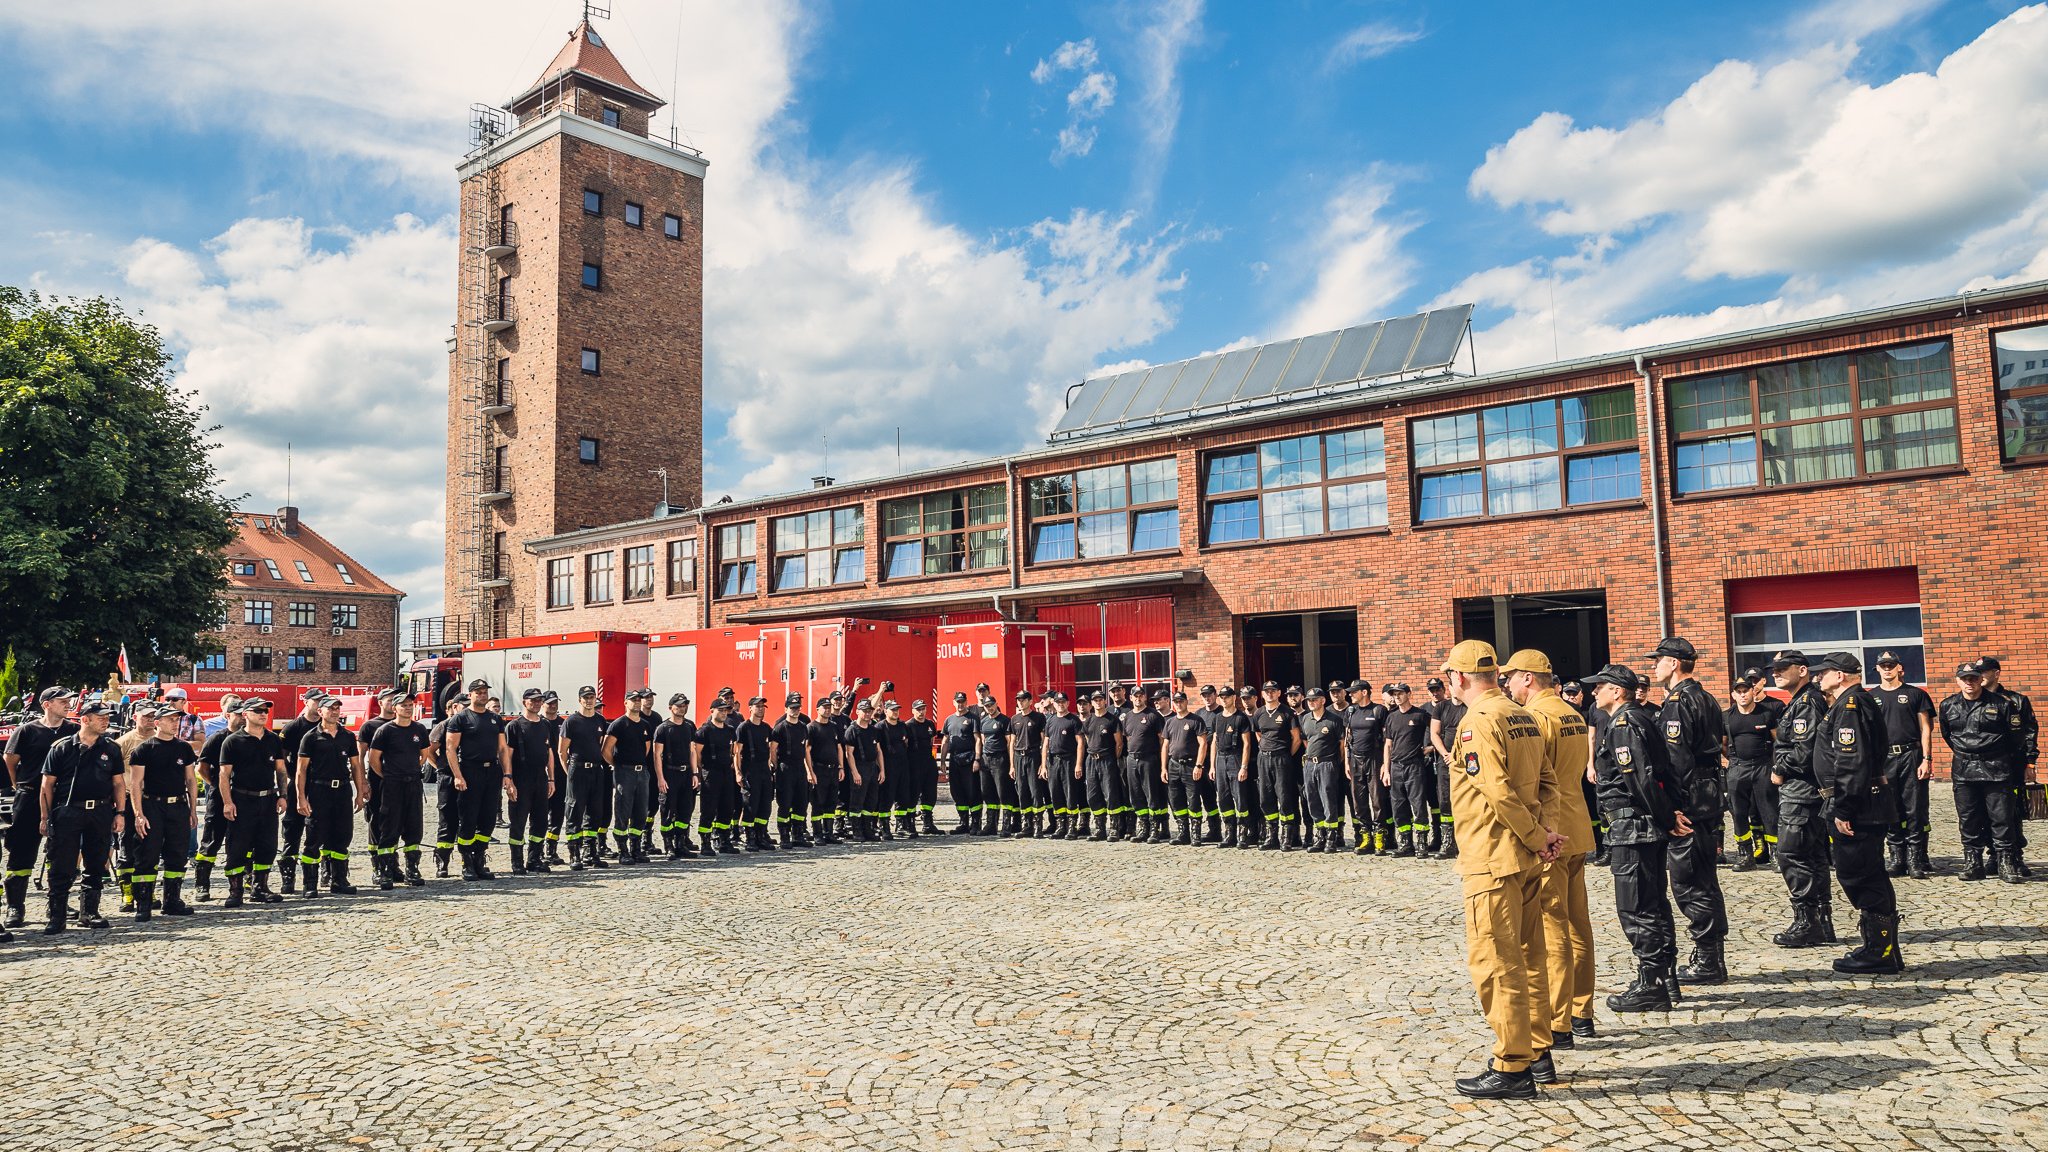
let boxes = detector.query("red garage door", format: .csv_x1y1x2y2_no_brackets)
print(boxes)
1035,597,1176,696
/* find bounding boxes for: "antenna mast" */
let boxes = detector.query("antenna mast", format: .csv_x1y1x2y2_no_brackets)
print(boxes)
584,1,611,21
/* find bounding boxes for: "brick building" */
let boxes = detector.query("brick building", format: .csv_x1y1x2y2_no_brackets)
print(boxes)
201,507,405,687
437,19,705,651
523,280,2048,726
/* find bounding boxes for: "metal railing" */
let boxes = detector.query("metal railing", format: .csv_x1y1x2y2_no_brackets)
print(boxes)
408,616,474,651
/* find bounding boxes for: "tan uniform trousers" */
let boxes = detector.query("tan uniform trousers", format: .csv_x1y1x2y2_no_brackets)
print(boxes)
1463,864,1549,1072
1540,851,1596,1035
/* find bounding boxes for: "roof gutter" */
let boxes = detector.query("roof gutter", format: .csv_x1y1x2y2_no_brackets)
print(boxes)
1636,354,1671,637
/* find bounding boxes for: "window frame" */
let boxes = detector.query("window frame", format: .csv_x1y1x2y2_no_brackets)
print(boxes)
1410,389,1641,525
623,544,657,601
243,599,274,626
332,648,359,674
196,651,228,672
286,648,316,673
578,437,600,466
580,262,602,290
769,507,867,592
1200,426,1391,547
878,484,1010,583
1026,458,1181,566
1729,601,1926,688
624,201,643,228
663,213,683,240
580,347,600,376
243,646,273,673
667,538,698,596
1992,321,2048,465
287,602,317,628
331,604,358,630
601,106,621,129
231,560,258,577
546,557,574,609
583,189,602,215
1668,339,1962,498
715,523,758,599
584,551,615,605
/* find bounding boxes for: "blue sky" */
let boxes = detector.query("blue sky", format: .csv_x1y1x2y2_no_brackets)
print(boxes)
3,1,2045,619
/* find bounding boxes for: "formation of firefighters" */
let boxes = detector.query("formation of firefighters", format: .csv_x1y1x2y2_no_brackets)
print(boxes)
3,634,2037,1096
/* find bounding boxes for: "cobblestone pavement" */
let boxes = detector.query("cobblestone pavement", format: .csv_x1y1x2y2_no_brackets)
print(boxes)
3,791,2043,1151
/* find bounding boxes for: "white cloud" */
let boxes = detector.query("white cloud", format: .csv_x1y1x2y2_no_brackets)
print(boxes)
1125,0,1204,209
1276,177,1418,337
1324,21,1424,70
1032,38,1118,161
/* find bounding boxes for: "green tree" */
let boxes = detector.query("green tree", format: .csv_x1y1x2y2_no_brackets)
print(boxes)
0,288,238,686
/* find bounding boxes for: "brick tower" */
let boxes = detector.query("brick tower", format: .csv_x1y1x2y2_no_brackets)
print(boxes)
445,19,705,641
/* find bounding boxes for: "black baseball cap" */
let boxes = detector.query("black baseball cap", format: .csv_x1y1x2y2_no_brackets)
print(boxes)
1956,661,1983,678
1815,651,1861,675
976,682,991,694
670,692,690,707
1151,687,1171,701
1089,690,1106,701
1976,655,2003,671
1644,637,1698,661
1559,681,1583,695
953,691,969,702
1199,684,1217,695
1769,650,1810,670
1424,677,1444,690
1740,666,1765,683
467,678,490,691
578,685,598,699
38,686,76,703
1015,689,1033,701
1588,663,1640,689
521,688,544,701
78,700,115,717
1327,680,1346,692
785,693,804,708
1217,686,1238,698
1306,687,1327,700
1260,680,1280,692
241,698,273,713
747,696,767,707
912,698,929,709
1349,679,1369,692
1171,691,1188,703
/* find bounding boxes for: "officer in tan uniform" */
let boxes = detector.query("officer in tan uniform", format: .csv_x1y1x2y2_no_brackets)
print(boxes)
1501,649,1599,1049
1442,640,1565,1099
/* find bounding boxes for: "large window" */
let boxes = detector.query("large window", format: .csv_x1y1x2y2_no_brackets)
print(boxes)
624,545,656,600
881,485,1008,580
1413,389,1639,522
1731,603,1925,687
1203,428,1387,544
1994,322,2048,462
585,551,614,604
1672,341,1959,495
772,508,865,590
667,539,697,595
333,649,358,673
243,647,273,673
331,604,358,630
286,648,316,672
287,602,317,628
243,600,273,626
1028,459,1179,563
547,558,574,609
716,523,757,597
196,651,227,672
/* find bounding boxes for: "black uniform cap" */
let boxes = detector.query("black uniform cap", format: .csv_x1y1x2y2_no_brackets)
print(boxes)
38,686,77,703
1644,636,1698,661
670,692,690,707
1305,687,1327,700
1199,684,1217,695
1559,681,1583,695
578,685,598,699
78,700,114,717
1217,686,1238,698
785,693,804,708
1587,663,1640,689
1956,661,1983,678
1170,691,1188,703
1349,679,1370,692
1151,687,1171,701
1740,666,1765,683
747,696,768,707
1975,655,2003,671
1815,651,1861,675
1285,685,1303,696
975,682,991,694
1260,680,1280,692
1089,690,1106,701
467,678,490,691
521,688,544,701
1327,680,1346,692
1874,651,1901,667
1424,677,1445,690
1769,650,1810,669
953,691,969,702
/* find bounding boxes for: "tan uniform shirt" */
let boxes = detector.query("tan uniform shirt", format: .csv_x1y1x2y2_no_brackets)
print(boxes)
1450,688,1548,879
1524,689,1597,856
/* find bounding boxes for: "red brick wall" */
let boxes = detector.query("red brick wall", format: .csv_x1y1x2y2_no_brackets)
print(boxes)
207,593,402,686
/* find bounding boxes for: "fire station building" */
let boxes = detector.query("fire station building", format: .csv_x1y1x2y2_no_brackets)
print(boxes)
523,279,2048,700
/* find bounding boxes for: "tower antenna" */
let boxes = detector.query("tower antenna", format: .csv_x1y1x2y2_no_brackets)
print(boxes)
286,441,292,508
584,1,611,22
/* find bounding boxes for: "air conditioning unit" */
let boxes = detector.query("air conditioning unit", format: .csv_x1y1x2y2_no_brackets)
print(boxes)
259,625,273,635
331,627,345,636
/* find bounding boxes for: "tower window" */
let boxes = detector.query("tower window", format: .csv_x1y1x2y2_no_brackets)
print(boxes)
495,357,511,405
580,347,600,375
663,214,682,240
602,106,621,128
583,189,602,215
581,263,601,290
624,202,643,228
579,437,600,465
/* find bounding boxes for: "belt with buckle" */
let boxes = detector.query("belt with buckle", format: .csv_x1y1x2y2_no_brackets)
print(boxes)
146,794,187,804
1889,744,1910,755
71,799,108,810
323,779,345,788
232,788,277,798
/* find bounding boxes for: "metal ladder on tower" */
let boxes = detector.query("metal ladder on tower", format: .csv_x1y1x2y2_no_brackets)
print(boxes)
460,104,512,642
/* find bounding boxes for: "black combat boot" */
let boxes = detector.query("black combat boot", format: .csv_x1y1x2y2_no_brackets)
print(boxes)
405,850,426,887
634,835,652,862
5,875,29,926
131,882,154,924
280,861,298,894
328,859,356,896
1676,941,1727,985
161,878,194,916
1438,832,1460,860
1732,837,1760,872
1997,850,2025,885
1423,817,1443,856
1960,848,1988,881
77,889,109,929
1833,913,1905,975
223,874,245,909
1527,1052,1557,1084
1817,901,1837,944
1219,818,1238,849
252,871,283,903
459,846,481,881
1772,902,1824,948
547,837,568,866
509,843,528,875
434,847,452,879
42,886,71,935
192,862,213,901
921,810,942,835
529,843,550,872
1174,818,1193,847
1662,961,1683,1006
1605,961,1672,1012
1204,813,1222,843
1908,843,1932,879
300,862,321,898
1088,815,1108,842
1392,830,1416,858
1283,823,1303,851
1884,842,1907,877
1259,823,1282,851
377,855,396,891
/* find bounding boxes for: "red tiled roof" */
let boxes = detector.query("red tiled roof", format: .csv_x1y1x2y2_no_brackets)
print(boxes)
514,20,663,108
225,511,403,598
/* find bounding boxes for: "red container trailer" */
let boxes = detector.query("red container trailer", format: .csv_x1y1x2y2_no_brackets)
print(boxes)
935,621,1076,707
797,618,937,713
461,632,647,718
647,619,936,715
646,626,758,711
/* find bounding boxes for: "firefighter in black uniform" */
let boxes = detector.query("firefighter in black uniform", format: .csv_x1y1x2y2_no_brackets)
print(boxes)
604,690,658,863
1975,656,2036,877
37,701,128,933
1081,692,1125,841
294,697,365,897
505,689,557,874
367,695,431,887
1162,691,1208,846
654,694,700,858
276,693,323,894
1769,651,1836,948
123,707,200,921
1298,687,1345,852
1645,637,1730,987
1208,687,1254,849
359,691,398,884
1012,691,1049,838
769,694,814,848
1345,680,1389,856
974,689,1015,838
1873,652,1936,879
1043,693,1082,840
733,697,777,851
907,698,942,835
191,697,244,900
1811,651,1905,974
3,687,80,931
693,700,742,853
559,687,611,868
1120,689,1167,845
540,692,568,863
1423,677,1459,857
1588,665,1687,1012
879,699,913,841
444,679,510,881
1185,672,1222,843
941,693,982,834
220,699,288,906
1251,682,1301,851
1723,677,1780,872
1382,685,1432,857
428,699,462,877
1939,662,2027,883
805,696,845,846
844,699,887,842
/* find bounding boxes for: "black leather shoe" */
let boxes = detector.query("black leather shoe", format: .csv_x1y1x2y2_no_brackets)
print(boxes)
1549,1030,1575,1050
1453,1067,1536,1099
1527,1053,1558,1084
1571,1017,1596,1039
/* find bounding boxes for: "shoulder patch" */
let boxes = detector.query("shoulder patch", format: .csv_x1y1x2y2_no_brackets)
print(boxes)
1459,729,1473,742
1463,751,1481,775
1791,717,1810,738
1663,718,1681,742
1615,746,1633,767
1837,727,1856,746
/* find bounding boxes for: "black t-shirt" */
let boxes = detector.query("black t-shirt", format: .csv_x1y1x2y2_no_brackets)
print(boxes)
133,736,198,797
221,728,285,791
694,720,737,771
735,718,774,771
506,715,554,775
1298,708,1344,761
906,717,938,762
655,718,698,773
1723,704,1776,763
976,712,1012,763
298,727,358,782
1082,713,1121,759
844,721,884,767
940,713,978,760
1877,683,1936,747
370,720,432,781
606,714,653,768
1434,701,1467,755
6,718,79,787
447,708,505,767
280,715,321,768
1386,706,1431,764
1344,703,1388,760
1209,711,1252,763
43,734,124,804
1013,710,1047,755
881,720,913,767
199,727,233,776
806,718,843,774
773,716,811,767
1120,709,1165,760
561,711,608,763
1253,706,1296,756
1043,713,1082,761
1164,712,1206,760
359,716,389,759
